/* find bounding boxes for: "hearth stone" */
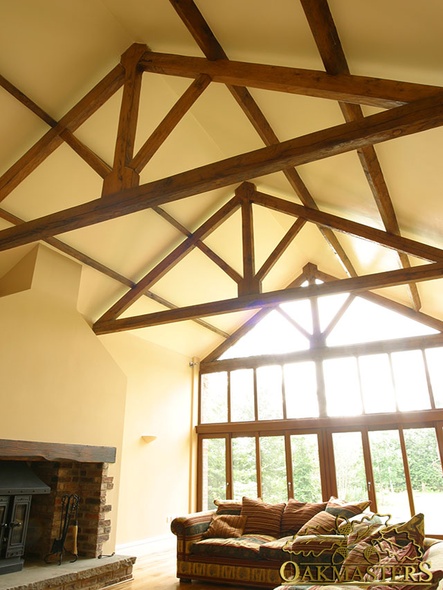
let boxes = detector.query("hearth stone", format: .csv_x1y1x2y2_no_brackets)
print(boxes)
0,554,136,590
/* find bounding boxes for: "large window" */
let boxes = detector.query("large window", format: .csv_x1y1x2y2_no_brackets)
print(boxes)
197,289,443,535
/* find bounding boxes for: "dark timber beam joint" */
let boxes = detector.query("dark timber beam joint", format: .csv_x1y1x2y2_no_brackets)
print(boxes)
237,183,262,297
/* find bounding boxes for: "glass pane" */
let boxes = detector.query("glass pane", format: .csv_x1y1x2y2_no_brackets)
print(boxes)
284,362,319,418
326,297,436,347
358,354,396,413
291,434,322,502
369,430,410,523
201,438,226,510
403,428,443,533
333,432,368,501
200,372,228,423
219,309,309,360
391,350,431,411
323,357,363,417
232,437,257,499
260,436,287,502
230,369,255,421
425,347,443,408
257,365,283,420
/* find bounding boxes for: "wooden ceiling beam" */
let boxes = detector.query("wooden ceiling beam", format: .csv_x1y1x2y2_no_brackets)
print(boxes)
95,195,241,323
140,51,442,109
0,90,443,252
102,45,146,195
0,74,112,179
252,190,443,262
0,207,229,338
132,74,211,173
300,0,422,310
168,0,357,278
93,261,443,334
0,64,125,202
256,218,307,283
152,205,242,283
238,183,258,296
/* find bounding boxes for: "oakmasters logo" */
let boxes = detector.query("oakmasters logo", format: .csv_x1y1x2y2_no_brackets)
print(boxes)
279,513,441,587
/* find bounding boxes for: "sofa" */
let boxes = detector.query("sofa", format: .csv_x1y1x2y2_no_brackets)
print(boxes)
170,496,443,590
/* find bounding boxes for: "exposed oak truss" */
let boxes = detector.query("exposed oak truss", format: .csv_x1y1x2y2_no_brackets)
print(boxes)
1,0,443,341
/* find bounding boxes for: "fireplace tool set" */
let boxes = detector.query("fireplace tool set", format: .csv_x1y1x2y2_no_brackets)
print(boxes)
45,493,80,565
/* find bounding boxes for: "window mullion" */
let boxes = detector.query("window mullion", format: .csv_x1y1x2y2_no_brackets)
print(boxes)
398,428,416,517
255,435,262,498
361,428,377,510
284,433,293,499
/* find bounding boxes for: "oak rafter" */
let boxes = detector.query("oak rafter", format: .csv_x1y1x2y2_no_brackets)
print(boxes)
0,64,125,202
300,0,422,310
169,0,357,279
1,89,442,252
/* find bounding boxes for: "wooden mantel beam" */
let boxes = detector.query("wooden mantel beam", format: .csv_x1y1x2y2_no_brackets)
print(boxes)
0,91,442,252
140,51,443,109
93,262,443,334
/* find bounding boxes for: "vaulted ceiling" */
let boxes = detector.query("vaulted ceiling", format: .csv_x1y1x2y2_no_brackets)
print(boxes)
1,0,443,358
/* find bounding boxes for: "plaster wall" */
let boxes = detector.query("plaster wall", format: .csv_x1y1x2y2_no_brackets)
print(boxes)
100,331,196,547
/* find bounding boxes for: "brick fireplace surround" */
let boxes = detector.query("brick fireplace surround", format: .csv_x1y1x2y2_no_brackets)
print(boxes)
0,439,136,590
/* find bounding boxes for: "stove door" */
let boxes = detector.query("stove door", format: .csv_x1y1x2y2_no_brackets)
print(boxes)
5,495,31,559
0,496,8,558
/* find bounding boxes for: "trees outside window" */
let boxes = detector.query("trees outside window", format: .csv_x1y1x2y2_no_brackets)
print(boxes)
198,288,443,535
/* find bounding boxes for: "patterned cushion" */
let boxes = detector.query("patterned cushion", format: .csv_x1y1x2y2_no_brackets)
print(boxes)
190,533,275,560
214,499,242,515
325,496,370,518
241,497,285,537
340,513,426,582
298,511,343,536
338,512,389,537
381,513,425,548
203,514,247,538
365,540,418,582
281,499,327,536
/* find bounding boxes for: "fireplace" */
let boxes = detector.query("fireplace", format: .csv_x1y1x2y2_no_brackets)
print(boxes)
0,439,135,589
0,461,50,574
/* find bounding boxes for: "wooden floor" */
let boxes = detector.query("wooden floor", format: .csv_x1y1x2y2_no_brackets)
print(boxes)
118,538,254,590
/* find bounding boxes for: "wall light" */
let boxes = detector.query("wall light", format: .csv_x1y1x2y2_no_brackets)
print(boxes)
141,435,157,443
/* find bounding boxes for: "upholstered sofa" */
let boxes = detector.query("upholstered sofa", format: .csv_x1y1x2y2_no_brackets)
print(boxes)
170,497,443,590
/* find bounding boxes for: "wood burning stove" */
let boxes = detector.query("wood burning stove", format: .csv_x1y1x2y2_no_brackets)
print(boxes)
0,461,50,574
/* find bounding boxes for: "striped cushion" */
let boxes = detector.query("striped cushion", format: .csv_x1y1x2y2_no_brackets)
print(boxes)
214,499,242,515
297,510,343,536
241,497,285,537
203,514,247,538
325,496,370,518
281,499,327,535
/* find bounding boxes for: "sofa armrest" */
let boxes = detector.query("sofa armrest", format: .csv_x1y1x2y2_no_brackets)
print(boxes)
171,510,215,557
